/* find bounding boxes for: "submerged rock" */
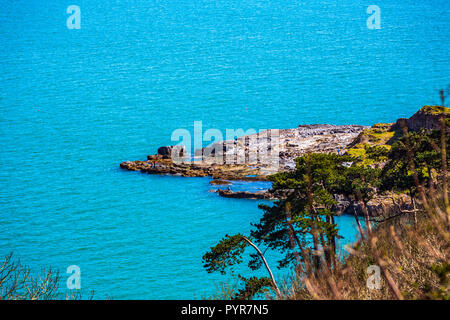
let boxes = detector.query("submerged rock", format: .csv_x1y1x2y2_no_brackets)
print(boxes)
209,179,231,185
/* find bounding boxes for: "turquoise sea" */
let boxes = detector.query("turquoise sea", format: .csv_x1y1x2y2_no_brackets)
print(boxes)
0,0,449,299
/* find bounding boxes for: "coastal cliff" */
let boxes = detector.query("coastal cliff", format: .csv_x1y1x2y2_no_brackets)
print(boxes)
395,105,450,132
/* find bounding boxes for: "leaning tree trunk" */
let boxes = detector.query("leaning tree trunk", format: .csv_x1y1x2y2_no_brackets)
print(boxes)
241,236,282,298
353,207,365,240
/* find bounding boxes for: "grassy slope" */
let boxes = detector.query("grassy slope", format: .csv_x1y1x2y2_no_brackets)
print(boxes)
346,123,398,166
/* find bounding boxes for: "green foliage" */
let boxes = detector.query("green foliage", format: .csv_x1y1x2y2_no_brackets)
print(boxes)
233,276,272,300
380,129,449,194
203,234,247,275
365,145,390,162
341,165,381,202
346,124,397,166
429,262,450,300
253,153,360,270
203,153,382,296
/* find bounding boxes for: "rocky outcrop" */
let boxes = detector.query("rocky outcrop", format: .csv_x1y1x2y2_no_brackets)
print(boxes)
120,124,367,180
395,105,449,132
121,106,448,180
216,189,275,200
157,145,186,160
196,124,368,171
334,193,413,217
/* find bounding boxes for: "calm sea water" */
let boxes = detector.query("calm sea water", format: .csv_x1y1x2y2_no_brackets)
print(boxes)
0,0,448,299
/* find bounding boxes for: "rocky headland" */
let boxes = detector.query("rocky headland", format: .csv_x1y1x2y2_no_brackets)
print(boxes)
120,105,449,216
120,124,367,180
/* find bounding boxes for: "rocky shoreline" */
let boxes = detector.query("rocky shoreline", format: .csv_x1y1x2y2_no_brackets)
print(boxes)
120,124,368,180
120,123,371,214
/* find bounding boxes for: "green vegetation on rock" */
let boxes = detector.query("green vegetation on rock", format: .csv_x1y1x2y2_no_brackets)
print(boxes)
420,105,450,115
346,123,398,167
